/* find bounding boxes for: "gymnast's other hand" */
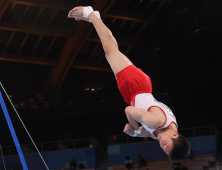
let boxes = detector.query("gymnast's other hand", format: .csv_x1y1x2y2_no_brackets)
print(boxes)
123,123,135,136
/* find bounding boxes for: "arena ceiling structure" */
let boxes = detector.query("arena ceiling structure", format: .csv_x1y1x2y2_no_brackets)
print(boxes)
0,0,173,97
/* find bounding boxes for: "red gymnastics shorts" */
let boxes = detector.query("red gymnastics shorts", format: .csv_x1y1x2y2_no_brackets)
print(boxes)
116,65,152,105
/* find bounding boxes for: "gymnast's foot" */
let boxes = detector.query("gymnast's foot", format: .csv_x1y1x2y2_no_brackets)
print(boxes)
68,6,83,18
68,6,93,19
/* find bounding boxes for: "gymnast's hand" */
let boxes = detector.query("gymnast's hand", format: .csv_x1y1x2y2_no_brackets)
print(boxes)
68,6,90,22
123,124,152,138
123,123,135,136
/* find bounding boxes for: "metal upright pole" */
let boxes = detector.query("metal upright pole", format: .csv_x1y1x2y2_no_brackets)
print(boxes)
0,91,28,170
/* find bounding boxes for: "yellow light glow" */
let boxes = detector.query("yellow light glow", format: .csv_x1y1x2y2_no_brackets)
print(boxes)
91,88,95,91
97,87,103,90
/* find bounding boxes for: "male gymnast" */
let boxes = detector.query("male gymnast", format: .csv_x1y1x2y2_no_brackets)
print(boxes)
68,6,190,161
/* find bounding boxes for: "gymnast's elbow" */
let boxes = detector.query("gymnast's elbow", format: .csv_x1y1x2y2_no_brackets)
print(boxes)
125,106,134,115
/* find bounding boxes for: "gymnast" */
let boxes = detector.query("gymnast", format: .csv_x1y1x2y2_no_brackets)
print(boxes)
68,6,190,161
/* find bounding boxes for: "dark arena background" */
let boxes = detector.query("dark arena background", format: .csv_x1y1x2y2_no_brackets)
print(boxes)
0,0,222,169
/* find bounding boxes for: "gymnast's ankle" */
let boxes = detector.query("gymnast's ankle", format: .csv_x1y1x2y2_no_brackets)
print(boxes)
82,6,94,18
89,11,101,23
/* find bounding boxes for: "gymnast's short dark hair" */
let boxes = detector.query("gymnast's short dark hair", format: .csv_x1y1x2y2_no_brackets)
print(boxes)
169,133,191,161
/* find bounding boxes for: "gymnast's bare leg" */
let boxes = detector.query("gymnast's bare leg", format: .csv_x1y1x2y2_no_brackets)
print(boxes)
68,7,140,131
68,7,133,75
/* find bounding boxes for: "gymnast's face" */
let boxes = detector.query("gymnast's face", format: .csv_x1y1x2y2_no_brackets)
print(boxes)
158,132,179,155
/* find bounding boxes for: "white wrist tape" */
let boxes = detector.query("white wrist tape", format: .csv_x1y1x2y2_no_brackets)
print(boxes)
82,6,94,18
135,128,141,134
132,130,137,137
89,11,101,23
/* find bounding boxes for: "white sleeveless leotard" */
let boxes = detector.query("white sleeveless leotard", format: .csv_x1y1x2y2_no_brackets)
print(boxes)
131,93,178,139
